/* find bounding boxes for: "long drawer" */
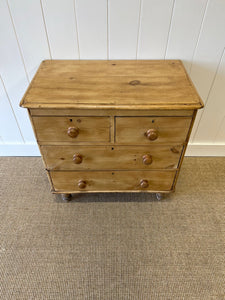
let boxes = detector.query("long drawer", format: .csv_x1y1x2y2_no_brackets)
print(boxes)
50,170,176,192
41,145,183,170
116,116,191,144
32,116,110,143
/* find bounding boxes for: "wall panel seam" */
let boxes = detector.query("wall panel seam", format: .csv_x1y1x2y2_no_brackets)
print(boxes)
189,0,210,74
107,0,109,60
192,47,225,142
39,0,52,59
107,0,111,59
164,0,176,59
0,75,25,142
73,0,80,59
136,0,142,59
6,0,30,83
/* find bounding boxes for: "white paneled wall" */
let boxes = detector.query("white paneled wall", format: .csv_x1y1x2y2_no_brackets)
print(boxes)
137,0,174,59
8,0,51,80
0,0,34,143
0,0,225,156
41,0,79,59
194,50,225,142
165,0,208,72
76,0,108,59
109,0,141,59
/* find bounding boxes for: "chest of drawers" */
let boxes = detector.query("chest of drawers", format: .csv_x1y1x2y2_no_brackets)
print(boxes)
20,60,203,200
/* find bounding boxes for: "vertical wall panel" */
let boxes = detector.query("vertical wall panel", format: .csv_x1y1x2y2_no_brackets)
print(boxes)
189,0,225,142
214,117,225,143
0,0,35,142
8,0,51,80
0,78,23,143
165,0,208,72
138,0,174,59
75,0,107,59
193,50,225,142
190,0,225,100
42,0,79,59
109,0,140,59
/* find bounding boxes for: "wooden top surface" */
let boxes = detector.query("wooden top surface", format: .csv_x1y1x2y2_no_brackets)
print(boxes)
20,60,203,110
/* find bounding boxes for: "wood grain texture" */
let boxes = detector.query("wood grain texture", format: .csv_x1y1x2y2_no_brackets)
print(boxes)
172,110,197,190
40,145,183,171
116,116,191,144
50,170,176,192
30,109,194,117
20,60,203,109
31,116,110,143
20,60,202,196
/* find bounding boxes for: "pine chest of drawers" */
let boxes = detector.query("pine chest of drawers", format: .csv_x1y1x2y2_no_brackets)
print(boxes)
20,60,203,200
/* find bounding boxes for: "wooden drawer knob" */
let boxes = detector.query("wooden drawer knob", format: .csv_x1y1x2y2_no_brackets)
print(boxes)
140,179,149,188
67,127,79,138
73,153,83,164
78,180,86,189
142,154,152,165
145,128,158,141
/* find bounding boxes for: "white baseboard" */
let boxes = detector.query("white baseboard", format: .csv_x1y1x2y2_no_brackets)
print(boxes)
186,143,225,156
0,143,40,156
0,143,225,156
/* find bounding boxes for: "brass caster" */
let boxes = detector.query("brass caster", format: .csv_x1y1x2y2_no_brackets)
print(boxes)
61,193,72,201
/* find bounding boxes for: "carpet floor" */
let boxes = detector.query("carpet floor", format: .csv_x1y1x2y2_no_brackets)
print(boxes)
0,157,224,300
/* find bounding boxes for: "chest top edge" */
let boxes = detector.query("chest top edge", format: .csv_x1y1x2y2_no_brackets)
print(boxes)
20,60,204,110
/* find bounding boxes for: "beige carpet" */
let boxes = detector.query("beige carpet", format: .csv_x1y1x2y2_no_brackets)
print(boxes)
0,157,224,300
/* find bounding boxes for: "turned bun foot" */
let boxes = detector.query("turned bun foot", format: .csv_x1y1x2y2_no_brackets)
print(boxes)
156,193,164,200
61,193,72,201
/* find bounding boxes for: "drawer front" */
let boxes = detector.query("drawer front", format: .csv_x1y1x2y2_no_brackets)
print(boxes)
50,170,176,192
116,117,191,144
41,145,183,170
32,116,110,143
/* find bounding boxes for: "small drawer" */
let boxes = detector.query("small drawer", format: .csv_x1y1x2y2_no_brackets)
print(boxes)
50,170,176,192
32,116,110,143
115,116,192,144
41,145,183,170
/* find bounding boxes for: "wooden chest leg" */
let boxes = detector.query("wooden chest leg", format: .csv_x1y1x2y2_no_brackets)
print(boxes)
61,193,72,201
156,193,164,200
